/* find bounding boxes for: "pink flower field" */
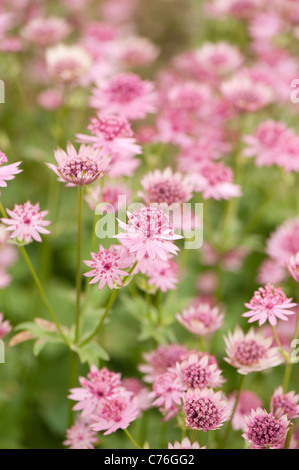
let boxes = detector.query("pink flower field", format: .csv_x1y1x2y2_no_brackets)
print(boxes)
0,0,298,451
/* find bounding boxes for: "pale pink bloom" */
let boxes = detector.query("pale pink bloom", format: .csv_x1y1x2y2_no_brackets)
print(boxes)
114,206,183,261
100,0,137,24
1,201,51,244
0,313,12,339
243,408,289,449
37,88,63,110
0,224,18,268
266,217,299,266
256,258,287,285
193,41,243,78
147,258,178,293
288,253,299,283
0,268,11,289
46,44,92,84
0,36,23,53
22,17,70,47
275,135,299,173
221,76,272,113
47,142,110,186
209,0,262,19
168,438,204,449
108,150,141,178
150,368,184,412
242,120,293,167
139,344,188,383
224,325,284,374
63,417,98,449
176,354,225,390
228,390,263,431
68,365,122,417
135,125,158,144
243,284,297,326
192,161,242,200
196,271,218,295
249,12,282,40
82,21,119,45
112,36,159,67
90,73,157,120
183,388,231,432
76,114,141,159
140,168,194,205
200,242,249,272
177,302,224,336
91,394,139,435
0,12,14,38
270,386,299,420
0,151,22,194
83,244,132,290
122,378,152,413
85,183,131,212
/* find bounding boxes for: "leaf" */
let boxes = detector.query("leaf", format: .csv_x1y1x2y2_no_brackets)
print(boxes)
77,342,109,366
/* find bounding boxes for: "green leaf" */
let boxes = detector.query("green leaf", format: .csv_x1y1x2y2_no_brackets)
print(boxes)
77,342,109,366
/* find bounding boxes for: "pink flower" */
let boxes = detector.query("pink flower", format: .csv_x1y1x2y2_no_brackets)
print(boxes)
22,17,71,47
85,183,131,212
91,394,139,435
221,76,272,113
256,259,287,285
176,354,225,390
68,365,122,417
76,114,141,158
46,44,92,84
192,161,242,200
139,344,188,383
147,258,178,293
150,368,184,412
168,438,205,449
192,41,243,78
47,142,110,186
288,253,299,283
122,378,152,413
228,390,263,431
0,313,12,339
114,206,183,261
266,217,299,266
183,388,231,432
37,88,63,110
0,151,22,194
224,325,284,374
140,168,194,205
83,245,132,290
113,36,159,67
90,73,157,120
242,284,297,326
63,417,98,449
177,302,224,336
243,408,289,449
1,201,51,244
270,386,299,420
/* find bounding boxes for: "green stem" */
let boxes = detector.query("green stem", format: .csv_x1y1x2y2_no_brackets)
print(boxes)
123,428,142,449
271,325,290,364
219,374,245,449
68,351,78,427
284,424,294,449
74,186,83,344
159,420,168,449
283,310,299,392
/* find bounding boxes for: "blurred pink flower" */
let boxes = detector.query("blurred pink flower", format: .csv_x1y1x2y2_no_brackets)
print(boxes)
22,16,71,47
37,88,63,110
177,302,224,336
63,417,98,449
46,44,92,84
266,217,299,266
0,313,12,339
139,344,188,383
288,253,299,283
0,151,22,195
228,390,263,431
192,160,242,200
221,75,272,113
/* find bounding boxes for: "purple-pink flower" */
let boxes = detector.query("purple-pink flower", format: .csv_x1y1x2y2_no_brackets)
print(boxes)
243,408,289,449
176,353,225,390
91,394,139,435
270,386,299,420
0,151,22,195
177,301,224,336
63,417,98,449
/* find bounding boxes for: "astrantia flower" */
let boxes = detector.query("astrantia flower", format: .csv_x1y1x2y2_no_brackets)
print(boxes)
176,354,225,390
76,114,141,158
22,17,71,47
85,183,131,212
63,417,98,449
270,386,299,420
140,168,194,205
91,394,139,435
288,253,299,283
243,408,289,449
183,388,230,432
150,368,184,411
256,258,287,285
0,151,22,195
122,378,152,413
90,72,157,120
224,325,283,374
139,344,188,383
83,245,132,290
177,302,224,336
168,438,205,449
221,76,272,113
266,217,299,266
193,41,243,78
68,365,122,416
113,36,159,67
37,88,63,110
47,142,110,186
114,206,183,261
147,258,178,293
192,161,242,200
1,201,51,244
0,313,12,339
229,390,263,431
46,44,92,83
242,284,297,326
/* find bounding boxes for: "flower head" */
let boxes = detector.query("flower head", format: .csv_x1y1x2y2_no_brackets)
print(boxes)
83,245,132,290
288,253,299,283
1,201,51,244
91,394,139,435
177,302,224,336
150,368,184,412
115,206,183,261
0,151,22,194
192,161,242,200
140,168,193,205
242,284,297,326
22,16,71,47
229,390,263,431
266,217,299,266
47,142,110,186
221,76,272,113
46,44,92,83
63,417,98,449
224,325,284,374
183,388,230,432
176,354,225,390
243,408,289,449
270,386,299,420
139,344,188,383
168,438,205,449
0,313,12,339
